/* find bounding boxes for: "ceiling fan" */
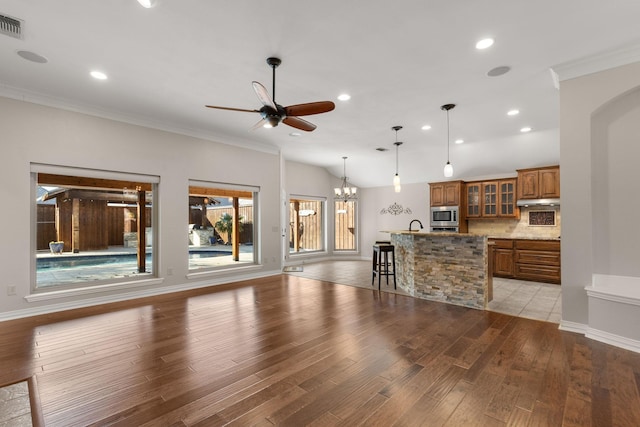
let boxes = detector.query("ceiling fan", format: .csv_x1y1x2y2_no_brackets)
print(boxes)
206,57,335,132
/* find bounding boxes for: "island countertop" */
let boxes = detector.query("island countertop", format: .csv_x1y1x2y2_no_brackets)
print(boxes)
389,231,490,310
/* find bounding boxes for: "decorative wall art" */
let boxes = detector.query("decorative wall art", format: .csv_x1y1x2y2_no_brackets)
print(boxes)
380,202,412,215
529,210,556,226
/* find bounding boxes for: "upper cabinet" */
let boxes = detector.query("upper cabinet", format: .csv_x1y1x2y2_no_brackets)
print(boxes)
430,180,464,206
517,166,560,199
465,178,518,218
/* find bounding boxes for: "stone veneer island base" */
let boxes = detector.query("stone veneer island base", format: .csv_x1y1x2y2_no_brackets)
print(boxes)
390,232,490,310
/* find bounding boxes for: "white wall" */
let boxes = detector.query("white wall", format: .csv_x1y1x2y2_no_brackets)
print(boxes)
360,182,430,255
560,61,640,347
0,96,282,318
591,88,640,276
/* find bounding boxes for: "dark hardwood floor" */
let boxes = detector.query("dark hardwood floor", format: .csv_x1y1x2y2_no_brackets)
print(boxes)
1,274,640,426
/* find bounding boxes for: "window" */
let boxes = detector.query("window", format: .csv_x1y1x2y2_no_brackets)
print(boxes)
289,197,325,254
33,166,157,290
334,200,357,251
188,181,257,270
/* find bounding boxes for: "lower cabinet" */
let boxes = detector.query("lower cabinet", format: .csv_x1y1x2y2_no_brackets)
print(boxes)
492,239,514,277
489,238,561,284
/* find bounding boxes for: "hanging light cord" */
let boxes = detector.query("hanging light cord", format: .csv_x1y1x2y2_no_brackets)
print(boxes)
446,108,450,163
343,157,347,181
395,134,399,175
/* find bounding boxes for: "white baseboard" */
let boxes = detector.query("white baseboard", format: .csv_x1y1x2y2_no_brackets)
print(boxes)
586,327,640,353
559,320,588,335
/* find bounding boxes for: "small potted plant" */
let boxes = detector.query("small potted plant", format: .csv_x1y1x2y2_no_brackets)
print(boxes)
49,241,64,254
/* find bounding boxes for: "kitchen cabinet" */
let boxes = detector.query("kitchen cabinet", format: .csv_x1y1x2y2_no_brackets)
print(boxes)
514,240,561,284
499,179,517,216
466,182,481,217
465,178,518,218
517,166,560,200
430,180,464,207
488,238,561,284
491,239,515,277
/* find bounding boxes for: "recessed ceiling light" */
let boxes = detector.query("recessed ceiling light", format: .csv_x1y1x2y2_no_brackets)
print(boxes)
421,125,432,130
455,139,464,144
337,94,351,101
487,66,511,77
137,0,157,8
289,132,301,137
507,109,520,116
16,50,48,64
90,70,108,80
476,38,494,50
520,127,532,133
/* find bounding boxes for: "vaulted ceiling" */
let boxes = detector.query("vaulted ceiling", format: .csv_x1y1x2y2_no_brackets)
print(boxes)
2,1,640,187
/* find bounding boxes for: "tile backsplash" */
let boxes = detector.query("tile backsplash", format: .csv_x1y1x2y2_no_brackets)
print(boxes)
467,206,561,239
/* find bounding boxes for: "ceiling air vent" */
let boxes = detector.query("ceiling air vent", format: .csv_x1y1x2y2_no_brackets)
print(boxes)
0,13,23,39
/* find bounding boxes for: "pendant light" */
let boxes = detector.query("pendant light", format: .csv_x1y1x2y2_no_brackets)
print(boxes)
334,157,357,202
441,103,455,178
392,126,403,192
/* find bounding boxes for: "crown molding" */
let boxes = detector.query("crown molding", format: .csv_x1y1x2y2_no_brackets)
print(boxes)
551,39,640,82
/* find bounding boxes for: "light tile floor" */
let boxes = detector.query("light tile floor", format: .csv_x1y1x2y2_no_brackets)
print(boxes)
0,381,32,426
285,260,561,324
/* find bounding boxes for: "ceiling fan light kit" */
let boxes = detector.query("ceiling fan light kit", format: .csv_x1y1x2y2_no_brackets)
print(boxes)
441,103,455,178
206,57,335,132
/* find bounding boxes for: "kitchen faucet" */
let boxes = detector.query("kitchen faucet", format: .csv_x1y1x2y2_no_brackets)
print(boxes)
409,219,424,232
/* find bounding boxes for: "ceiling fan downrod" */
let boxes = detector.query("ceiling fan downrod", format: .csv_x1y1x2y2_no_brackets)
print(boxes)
266,57,281,104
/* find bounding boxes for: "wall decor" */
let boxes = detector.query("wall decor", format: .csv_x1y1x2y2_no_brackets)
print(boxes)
380,202,412,215
529,210,556,226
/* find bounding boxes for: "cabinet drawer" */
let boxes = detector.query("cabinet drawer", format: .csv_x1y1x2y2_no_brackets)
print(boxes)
514,240,560,251
515,263,561,284
490,239,514,249
515,250,560,266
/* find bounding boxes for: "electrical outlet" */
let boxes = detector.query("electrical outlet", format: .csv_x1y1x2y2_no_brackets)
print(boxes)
167,268,173,276
7,285,16,296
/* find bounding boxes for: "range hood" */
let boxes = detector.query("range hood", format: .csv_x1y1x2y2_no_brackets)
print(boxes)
516,198,560,207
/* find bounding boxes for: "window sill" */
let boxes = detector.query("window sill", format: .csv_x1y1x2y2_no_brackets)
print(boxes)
25,277,165,302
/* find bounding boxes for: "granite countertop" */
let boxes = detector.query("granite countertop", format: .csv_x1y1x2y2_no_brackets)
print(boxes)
385,231,560,241
386,231,487,238
487,236,561,241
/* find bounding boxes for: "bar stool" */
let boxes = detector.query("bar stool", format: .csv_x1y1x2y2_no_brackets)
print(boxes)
372,243,396,290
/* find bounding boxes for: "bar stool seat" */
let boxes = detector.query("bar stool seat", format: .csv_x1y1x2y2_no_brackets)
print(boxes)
372,244,396,290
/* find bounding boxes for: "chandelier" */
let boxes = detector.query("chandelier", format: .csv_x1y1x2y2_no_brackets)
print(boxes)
334,156,357,202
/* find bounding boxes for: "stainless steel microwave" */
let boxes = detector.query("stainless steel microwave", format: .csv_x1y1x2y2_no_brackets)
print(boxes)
430,206,459,227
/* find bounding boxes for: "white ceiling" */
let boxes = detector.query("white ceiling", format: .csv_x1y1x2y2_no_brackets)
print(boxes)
2,1,640,188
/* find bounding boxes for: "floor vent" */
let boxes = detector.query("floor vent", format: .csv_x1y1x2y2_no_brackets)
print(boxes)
0,13,23,39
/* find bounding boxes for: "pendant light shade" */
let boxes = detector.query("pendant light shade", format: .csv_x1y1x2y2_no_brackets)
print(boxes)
441,104,455,178
392,126,403,193
444,162,453,178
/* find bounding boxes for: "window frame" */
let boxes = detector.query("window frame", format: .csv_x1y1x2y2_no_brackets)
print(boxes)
334,199,359,253
288,195,327,256
30,163,159,294
187,179,259,273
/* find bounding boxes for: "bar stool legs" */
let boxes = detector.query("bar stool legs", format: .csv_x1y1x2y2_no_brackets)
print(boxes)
372,244,396,290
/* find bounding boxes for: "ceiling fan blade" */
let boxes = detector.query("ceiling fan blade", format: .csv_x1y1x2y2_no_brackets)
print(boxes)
252,81,277,110
285,101,335,117
205,105,260,113
283,116,317,132
249,118,267,131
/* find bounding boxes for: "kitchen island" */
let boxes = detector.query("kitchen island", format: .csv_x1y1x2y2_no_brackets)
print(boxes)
390,231,490,310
